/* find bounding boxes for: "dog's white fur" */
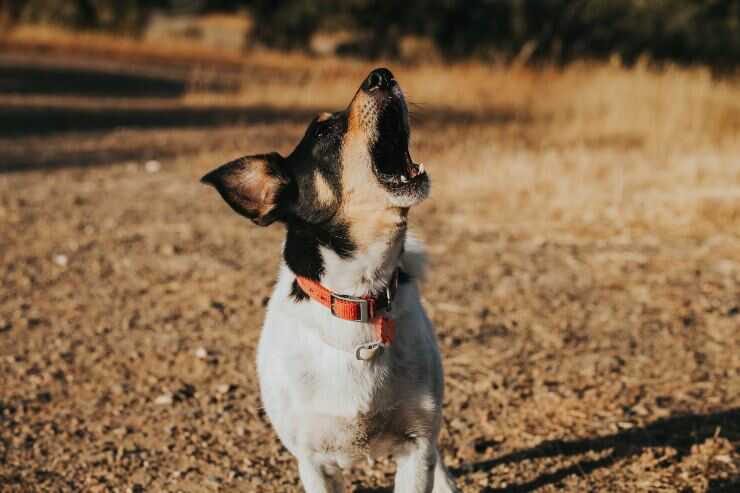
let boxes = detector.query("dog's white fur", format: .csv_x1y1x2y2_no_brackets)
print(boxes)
257,235,459,492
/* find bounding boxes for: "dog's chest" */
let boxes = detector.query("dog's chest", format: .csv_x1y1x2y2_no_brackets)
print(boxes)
258,321,412,462
297,369,407,460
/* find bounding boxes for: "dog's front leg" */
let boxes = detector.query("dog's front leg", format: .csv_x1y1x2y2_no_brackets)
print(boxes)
394,438,437,493
297,457,344,493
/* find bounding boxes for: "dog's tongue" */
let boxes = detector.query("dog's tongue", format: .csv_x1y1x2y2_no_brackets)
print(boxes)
407,161,425,178
403,150,425,178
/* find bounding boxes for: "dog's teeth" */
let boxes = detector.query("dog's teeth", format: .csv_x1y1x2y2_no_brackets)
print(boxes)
400,175,408,183
418,163,425,175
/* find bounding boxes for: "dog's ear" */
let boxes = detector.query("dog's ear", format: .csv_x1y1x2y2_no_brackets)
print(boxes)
201,152,292,226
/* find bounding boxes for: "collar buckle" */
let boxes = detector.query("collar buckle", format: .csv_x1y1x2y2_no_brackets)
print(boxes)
330,293,370,323
384,285,393,312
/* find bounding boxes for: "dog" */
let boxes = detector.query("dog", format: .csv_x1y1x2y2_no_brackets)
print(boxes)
202,68,459,493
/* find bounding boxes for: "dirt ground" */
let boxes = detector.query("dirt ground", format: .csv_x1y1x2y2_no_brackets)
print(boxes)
0,43,739,493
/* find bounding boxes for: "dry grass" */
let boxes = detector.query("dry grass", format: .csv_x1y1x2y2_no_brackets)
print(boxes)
413,63,740,240
184,50,740,242
191,60,740,148
1,24,249,68
190,59,740,241
7,24,740,148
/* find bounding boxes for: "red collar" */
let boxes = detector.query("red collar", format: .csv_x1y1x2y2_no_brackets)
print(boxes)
295,269,400,345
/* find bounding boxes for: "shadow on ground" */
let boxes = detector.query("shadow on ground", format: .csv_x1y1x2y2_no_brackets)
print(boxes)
0,62,187,98
0,55,530,173
447,408,740,493
0,105,524,173
352,409,739,492
0,103,322,139
0,101,523,138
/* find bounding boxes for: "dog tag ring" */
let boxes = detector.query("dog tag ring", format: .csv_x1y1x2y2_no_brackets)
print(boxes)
355,342,383,361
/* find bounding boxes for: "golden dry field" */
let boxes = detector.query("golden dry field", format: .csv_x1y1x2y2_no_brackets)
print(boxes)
1,28,739,492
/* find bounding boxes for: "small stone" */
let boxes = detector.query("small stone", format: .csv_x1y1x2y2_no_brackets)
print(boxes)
145,160,161,173
53,254,68,267
174,384,195,401
194,347,208,359
37,391,52,403
154,393,173,406
216,383,232,394
160,244,175,256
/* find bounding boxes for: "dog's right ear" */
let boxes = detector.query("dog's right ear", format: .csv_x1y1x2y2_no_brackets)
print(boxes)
201,153,292,226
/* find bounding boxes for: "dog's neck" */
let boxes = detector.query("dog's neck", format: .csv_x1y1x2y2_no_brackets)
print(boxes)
320,225,405,297
283,209,407,298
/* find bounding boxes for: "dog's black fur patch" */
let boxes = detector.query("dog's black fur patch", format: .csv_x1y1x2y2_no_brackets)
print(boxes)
287,112,347,223
283,217,355,281
279,111,356,291
290,280,309,301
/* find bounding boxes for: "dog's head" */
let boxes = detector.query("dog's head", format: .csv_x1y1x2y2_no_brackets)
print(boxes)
202,68,428,279
202,68,428,225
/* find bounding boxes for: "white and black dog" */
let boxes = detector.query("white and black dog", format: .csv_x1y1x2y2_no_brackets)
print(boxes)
202,68,459,493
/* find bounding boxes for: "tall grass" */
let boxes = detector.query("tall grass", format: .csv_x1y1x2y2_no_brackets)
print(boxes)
190,51,740,238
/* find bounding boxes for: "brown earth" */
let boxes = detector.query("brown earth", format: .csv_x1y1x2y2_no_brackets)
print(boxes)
0,39,739,493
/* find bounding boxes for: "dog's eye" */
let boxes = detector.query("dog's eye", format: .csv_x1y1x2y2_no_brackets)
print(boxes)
315,123,331,139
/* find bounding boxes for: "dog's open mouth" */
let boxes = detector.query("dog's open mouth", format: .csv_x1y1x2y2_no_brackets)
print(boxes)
376,151,427,188
371,94,429,194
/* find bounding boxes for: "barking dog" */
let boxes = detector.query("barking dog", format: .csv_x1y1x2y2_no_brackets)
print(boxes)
202,68,459,493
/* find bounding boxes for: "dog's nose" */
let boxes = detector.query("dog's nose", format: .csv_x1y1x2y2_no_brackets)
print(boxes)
364,68,395,91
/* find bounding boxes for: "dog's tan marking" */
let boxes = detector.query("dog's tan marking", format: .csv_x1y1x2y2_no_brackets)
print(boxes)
316,111,332,122
213,156,287,222
347,90,376,138
314,171,335,206
340,92,405,252
241,160,281,217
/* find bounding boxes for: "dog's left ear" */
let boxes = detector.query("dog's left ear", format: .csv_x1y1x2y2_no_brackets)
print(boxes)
201,152,292,226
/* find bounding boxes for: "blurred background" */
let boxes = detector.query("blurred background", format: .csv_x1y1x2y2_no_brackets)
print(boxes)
3,0,740,66
1,1,739,492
